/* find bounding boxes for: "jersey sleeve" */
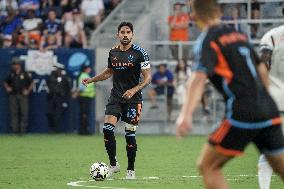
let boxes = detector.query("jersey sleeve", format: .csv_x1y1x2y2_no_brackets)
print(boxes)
259,31,274,53
140,50,150,70
192,39,218,76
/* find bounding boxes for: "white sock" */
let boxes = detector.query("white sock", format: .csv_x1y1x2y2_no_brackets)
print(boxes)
258,154,273,189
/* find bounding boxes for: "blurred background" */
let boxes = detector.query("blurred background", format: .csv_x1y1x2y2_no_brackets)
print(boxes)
1,0,284,135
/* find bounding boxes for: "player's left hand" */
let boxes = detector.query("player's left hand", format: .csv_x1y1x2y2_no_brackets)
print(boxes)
176,114,192,139
122,88,136,100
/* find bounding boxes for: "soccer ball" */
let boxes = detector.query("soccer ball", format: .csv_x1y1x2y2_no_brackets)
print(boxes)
90,162,109,181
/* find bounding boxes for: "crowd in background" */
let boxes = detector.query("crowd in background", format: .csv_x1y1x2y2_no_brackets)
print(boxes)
158,0,284,120
0,0,121,49
2,0,284,132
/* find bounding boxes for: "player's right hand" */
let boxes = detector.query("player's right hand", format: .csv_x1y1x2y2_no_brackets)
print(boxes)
176,114,192,139
82,78,90,86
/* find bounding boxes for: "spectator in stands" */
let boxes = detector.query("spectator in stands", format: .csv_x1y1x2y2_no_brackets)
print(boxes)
46,64,71,133
19,10,42,48
81,0,104,30
40,0,61,20
4,58,33,134
221,6,242,32
0,0,18,17
201,81,212,116
61,0,82,16
18,0,40,17
0,7,22,47
42,9,62,47
174,59,190,105
168,2,190,64
40,34,58,51
251,0,261,38
147,64,174,119
104,0,120,16
64,9,87,48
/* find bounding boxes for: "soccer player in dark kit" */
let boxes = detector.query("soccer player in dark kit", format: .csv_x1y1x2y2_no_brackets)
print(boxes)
176,0,284,188
82,22,152,179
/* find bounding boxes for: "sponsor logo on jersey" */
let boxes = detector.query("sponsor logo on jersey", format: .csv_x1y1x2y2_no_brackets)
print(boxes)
112,62,134,70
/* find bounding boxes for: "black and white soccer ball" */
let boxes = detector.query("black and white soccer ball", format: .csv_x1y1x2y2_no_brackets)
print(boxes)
90,162,109,181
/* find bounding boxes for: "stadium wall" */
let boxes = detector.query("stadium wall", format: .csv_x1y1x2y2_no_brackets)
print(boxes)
0,48,96,133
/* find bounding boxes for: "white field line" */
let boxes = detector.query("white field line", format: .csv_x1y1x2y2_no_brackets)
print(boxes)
67,174,276,188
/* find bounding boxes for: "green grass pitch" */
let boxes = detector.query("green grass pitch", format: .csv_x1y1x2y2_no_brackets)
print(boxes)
0,134,282,189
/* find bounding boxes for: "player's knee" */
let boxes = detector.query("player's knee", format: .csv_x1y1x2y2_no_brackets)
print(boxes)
103,123,115,139
196,159,207,174
125,123,137,132
125,124,137,151
196,157,217,174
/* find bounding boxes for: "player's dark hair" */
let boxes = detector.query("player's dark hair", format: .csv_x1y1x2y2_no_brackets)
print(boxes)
192,0,220,21
118,22,133,33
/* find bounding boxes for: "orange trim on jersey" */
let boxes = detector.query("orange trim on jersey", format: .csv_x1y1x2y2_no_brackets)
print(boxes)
210,119,231,143
135,103,142,123
210,41,233,83
272,117,282,125
215,145,244,156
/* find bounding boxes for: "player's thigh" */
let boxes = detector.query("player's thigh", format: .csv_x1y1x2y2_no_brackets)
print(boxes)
104,102,122,125
197,144,232,171
104,115,118,125
121,103,142,125
266,152,284,177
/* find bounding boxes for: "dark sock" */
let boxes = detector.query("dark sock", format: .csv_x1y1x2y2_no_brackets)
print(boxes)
125,130,137,170
103,123,116,166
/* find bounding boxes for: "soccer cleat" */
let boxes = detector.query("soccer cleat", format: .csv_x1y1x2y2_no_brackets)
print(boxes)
107,163,120,178
125,170,136,180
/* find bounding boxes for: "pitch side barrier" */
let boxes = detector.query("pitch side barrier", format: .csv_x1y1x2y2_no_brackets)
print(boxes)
0,48,95,133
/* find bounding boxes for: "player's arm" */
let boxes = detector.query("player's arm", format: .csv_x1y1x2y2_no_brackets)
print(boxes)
257,33,274,89
82,68,113,86
259,48,272,71
259,30,273,70
122,68,152,100
176,72,207,138
257,63,269,90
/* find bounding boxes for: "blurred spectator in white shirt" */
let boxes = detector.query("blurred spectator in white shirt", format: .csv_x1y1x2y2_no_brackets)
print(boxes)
0,0,18,17
81,0,104,29
64,9,87,48
19,10,42,48
174,59,191,105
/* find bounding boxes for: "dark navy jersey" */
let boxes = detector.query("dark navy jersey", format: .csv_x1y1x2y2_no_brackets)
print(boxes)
108,44,150,103
193,24,280,129
44,19,62,34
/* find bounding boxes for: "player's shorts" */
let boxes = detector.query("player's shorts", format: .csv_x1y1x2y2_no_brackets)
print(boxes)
208,119,284,156
105,101,142,125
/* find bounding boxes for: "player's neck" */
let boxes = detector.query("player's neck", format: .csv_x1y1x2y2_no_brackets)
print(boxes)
119,43,132,51
200,18,220,31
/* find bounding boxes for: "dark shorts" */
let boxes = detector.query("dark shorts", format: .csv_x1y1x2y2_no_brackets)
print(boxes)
208,119,284,156
105,101,142,125
155,86,174,97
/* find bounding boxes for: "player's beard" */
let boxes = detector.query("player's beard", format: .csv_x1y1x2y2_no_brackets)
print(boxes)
120,37,132,46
